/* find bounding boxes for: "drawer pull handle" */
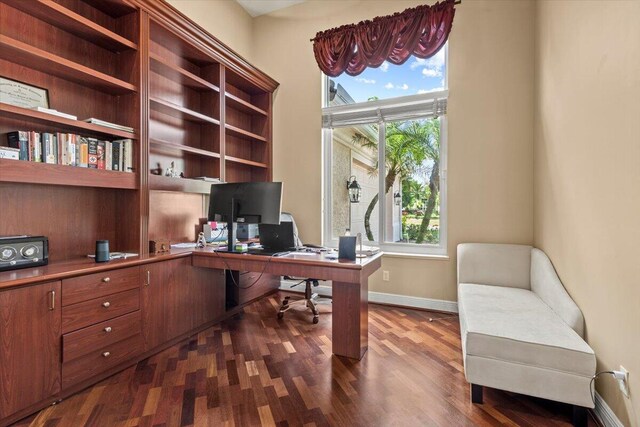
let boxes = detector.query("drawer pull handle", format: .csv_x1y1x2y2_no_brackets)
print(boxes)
104,327,112,333
49,290,56,311
102,277,111,283
102,301,111,308
102,351,111,358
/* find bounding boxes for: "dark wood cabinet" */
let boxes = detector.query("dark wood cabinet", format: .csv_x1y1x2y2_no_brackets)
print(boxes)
0,0,277,423
226,270,280,310
141,257,224,351
0,281,61,422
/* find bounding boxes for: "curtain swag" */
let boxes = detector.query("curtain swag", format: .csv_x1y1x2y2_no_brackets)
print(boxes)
311,0,457,77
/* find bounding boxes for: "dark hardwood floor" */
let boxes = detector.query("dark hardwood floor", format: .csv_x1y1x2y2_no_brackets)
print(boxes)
14,292,598,426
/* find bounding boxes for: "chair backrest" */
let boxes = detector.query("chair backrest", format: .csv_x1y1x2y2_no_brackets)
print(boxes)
280,212,303,247
457,243,532,289
530,248,585,337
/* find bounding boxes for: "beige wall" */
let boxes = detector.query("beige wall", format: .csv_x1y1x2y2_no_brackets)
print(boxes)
167,0,254,61
535,1,640,425
252,0,535,301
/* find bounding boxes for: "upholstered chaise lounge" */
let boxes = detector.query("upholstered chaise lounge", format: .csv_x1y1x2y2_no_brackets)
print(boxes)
457,243,596,427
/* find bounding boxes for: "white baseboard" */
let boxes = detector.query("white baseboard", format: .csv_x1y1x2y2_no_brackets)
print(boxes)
279,279,457,313
593,391,625,427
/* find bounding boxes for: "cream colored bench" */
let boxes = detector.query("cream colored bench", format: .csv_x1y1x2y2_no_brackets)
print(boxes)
457,243,595,427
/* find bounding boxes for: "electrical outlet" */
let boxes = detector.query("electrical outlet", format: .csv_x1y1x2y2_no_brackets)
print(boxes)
618,366,630,398
382,270,389,281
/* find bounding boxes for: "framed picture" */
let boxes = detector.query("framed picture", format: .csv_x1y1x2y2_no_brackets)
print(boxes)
0,76,50,109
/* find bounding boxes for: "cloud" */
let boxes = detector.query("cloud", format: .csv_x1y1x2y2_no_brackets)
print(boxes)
379,62,390,72
422,68,441,77
410,48,446,78
355,77,376,84
417,89,429,94
385,83,409,90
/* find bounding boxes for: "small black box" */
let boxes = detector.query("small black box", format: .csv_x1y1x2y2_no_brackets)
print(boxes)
0,235,49,272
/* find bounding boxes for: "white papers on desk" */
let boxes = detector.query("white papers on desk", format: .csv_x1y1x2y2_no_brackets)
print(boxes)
171,243,197,248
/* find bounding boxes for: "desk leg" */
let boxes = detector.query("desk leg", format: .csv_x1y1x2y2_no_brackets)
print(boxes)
331,277,368,359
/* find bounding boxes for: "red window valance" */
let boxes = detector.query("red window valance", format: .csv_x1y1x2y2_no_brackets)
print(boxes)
311,0,457,77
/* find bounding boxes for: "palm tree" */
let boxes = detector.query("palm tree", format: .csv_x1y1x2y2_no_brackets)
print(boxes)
351,119,440,242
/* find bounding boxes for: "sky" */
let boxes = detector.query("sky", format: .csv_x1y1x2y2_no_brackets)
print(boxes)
330,46,446,103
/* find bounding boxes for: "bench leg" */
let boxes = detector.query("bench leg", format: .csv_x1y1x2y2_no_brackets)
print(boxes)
471,384,483,404
572,405,588,427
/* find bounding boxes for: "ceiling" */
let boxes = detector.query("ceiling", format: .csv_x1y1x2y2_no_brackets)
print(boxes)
235,0,306,17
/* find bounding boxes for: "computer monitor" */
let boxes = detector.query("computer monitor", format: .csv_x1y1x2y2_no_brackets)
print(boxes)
208,182,283,252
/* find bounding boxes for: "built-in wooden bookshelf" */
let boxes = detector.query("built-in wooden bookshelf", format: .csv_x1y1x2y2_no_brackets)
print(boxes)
0,0,278,258
0,0,142,259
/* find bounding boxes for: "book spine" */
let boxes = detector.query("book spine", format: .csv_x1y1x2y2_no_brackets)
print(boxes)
124,139,133,173
43,133,56,164
111,141,120,171
87,138,98,169
119,141,124,172
68,134,76,167
105,141,112,171
7,131,29,161
97,140,105,170
32,132,42,162
56,132,64,164
77,136,89,168
53,133,58,164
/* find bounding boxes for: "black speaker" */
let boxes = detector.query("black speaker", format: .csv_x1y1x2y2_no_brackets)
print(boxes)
338,235,357,261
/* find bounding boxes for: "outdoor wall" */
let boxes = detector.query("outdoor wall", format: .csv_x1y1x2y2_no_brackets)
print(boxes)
167,0,254,61
534,1,640,424
252,0,535,302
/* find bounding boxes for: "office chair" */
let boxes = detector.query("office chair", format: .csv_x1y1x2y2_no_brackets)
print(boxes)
276,212,330,324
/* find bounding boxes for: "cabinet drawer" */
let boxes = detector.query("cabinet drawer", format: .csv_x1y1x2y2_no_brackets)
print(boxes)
63,311,141,363
62,266,140,306
62,289,139,333
62,333,142,389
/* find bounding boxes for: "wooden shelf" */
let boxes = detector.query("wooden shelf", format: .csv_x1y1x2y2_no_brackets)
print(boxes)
0,35,136,95
225,93,267,116
0,159,137,189
3,0,137,52
148,174,215,194
150,53,218,92
86,0,137,18
150,97,220,125
224,124,267,143
0,103,137,139
150,138,220,159
225,156,267,168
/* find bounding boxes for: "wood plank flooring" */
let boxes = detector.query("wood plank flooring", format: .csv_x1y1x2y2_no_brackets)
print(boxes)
13,292,598,426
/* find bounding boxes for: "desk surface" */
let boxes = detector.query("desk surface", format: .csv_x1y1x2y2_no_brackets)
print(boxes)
0,248,382,290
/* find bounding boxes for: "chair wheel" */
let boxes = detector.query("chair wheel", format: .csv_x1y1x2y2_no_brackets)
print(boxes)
277,312,284,319
313,316,319,324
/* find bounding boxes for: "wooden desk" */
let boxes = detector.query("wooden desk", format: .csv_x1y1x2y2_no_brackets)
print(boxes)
191,249,383,360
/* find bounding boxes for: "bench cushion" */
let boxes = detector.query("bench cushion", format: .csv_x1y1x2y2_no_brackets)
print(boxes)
458,283,595,377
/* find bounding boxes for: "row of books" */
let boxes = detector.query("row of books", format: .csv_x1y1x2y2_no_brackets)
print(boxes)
7,131,134,172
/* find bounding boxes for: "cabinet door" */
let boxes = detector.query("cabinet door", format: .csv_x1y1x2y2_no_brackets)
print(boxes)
0,281,61,420
141,260,168,351
190,266,225,327
141,258,192,351
142,259,226,351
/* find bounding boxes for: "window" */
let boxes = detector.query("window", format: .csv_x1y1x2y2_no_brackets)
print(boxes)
322,49,448,255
